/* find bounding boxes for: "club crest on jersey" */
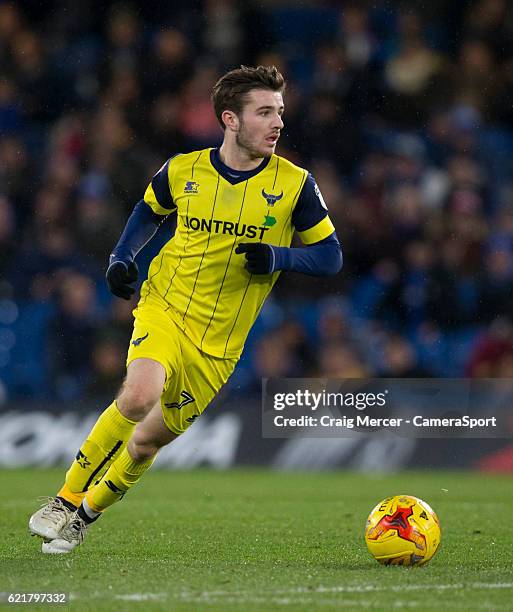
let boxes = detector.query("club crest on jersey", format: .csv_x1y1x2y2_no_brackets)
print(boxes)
261,188,283,206
184,181,200,194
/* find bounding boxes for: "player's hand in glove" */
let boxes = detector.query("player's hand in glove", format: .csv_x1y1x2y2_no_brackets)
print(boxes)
235,242,274,274
106,260,139,299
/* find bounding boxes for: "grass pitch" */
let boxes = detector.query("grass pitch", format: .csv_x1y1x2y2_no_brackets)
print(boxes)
1,468,512,611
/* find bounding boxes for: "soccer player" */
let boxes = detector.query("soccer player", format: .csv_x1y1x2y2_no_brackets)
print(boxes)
29,66,342,553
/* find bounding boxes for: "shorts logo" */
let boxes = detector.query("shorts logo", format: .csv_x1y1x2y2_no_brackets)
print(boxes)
165,390,195,410
184,181,199,194
131,332,149,347
261,188,283,206
186,414,199,423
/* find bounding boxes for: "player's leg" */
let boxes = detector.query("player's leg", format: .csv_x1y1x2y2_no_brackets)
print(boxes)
84,401,178,513
76,341,239,516
41,321,238,553
60,358,167,500
29,358,166,540
42,401,177,554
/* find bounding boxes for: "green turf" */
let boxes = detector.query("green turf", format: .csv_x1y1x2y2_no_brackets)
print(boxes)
1,468,512,611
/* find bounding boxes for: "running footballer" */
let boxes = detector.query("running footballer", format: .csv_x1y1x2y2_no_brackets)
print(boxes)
29,65,343,553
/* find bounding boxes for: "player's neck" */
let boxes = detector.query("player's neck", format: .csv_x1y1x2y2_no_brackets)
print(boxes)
218,142,264,172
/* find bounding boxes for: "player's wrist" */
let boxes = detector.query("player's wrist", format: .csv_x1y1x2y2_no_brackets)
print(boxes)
108,253,132,268
269,245,292,272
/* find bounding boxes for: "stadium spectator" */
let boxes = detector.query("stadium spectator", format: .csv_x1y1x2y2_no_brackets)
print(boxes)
47,272,99,399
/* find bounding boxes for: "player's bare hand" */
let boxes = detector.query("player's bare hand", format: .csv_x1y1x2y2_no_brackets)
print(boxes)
106,260,139,299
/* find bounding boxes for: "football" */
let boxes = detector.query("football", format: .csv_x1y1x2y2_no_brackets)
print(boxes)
365,495,441,566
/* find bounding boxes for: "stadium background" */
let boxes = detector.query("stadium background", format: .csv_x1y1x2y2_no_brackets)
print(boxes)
1,0,513,471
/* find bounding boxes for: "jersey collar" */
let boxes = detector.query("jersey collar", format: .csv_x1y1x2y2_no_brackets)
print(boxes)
210,148,271,185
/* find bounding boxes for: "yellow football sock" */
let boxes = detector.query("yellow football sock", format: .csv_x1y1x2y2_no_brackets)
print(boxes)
58,401,137,504
85,447,156,512
57,482,86,508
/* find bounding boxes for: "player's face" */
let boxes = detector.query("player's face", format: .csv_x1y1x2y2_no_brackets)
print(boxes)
236,89,284,159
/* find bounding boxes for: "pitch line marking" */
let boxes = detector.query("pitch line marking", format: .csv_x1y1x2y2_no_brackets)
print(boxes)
177,581,513,600
113,593,167,601
70,582,513,606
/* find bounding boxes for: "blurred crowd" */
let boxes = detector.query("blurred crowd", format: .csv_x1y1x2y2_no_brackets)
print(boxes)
2,0,513,403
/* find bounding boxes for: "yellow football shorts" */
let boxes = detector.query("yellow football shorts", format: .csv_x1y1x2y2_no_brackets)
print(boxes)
126,293,237,435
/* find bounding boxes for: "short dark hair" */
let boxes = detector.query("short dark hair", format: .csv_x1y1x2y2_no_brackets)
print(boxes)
211,65,285,129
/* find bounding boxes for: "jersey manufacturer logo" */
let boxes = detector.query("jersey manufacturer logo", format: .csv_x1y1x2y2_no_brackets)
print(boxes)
261,188,283,206
184,181,200,194
165,390,195,410
131,332,149,347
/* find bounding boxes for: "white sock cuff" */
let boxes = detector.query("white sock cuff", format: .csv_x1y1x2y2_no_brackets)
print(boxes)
82,497,101,520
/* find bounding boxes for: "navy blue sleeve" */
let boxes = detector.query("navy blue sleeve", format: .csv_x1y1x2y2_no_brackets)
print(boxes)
144,157,177,214
270,232,343,276
110,200,169,264
291,173,329,232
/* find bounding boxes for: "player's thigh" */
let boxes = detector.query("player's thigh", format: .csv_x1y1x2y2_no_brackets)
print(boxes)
129,400,179,459
117,358,167,420
123,299,181,419
161,341,237,435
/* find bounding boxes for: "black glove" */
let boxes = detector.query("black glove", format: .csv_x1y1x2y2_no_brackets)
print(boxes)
106,260,139,299
235,242,273,274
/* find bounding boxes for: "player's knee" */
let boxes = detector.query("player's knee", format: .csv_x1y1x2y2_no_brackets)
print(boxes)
117,386,160,421
128,433,161,461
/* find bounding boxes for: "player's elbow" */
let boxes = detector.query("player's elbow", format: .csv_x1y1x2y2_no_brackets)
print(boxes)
320,243,343,276
332,245,343,274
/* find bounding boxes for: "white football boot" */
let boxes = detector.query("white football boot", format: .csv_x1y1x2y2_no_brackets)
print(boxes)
29,497,75,540
42,512,89,554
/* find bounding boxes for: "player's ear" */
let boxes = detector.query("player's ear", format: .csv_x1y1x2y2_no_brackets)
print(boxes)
222,110,239,132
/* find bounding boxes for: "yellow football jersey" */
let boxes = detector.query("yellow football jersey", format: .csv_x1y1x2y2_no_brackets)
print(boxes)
138,148,335,359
